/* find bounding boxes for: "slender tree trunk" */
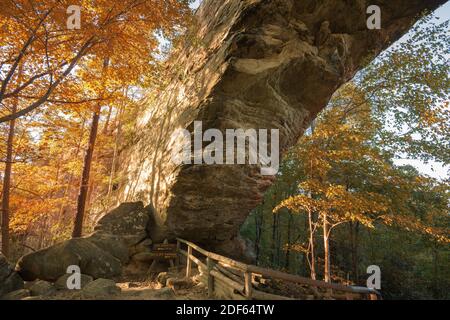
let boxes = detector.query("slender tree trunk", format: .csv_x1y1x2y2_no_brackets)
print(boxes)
350,221,360,282
1,100,17,257
57,119,86,217
276,212,282,266
284,212,293,270
72,57,108,238
307,120,317,279
271,206,280,267
271,211,276,266
1,65,22,257
254,204,263,265
308,210,317,280
432,244,439,299
72,108,101,238
323,213,331,283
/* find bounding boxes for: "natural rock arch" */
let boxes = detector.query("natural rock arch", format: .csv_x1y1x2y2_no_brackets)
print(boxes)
119,0,446,258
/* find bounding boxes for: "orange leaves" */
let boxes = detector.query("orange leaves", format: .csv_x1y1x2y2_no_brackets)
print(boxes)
0,0,193,123
275,85,447,237
0,0,193,249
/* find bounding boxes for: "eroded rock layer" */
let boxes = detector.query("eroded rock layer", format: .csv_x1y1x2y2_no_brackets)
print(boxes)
119,0,445,257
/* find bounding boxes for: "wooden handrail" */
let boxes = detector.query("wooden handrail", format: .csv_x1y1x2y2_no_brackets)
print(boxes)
177,238,248,271
176,238,381,300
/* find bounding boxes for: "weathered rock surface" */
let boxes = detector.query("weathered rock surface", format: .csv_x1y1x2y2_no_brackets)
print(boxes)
1,289,30,300
55,273,94,290
16,202,150,281
86,232,130,264
29,280,56,296
130,238,153,256
119,0,446,257
94,202,149,247
131,252,154,263
16,238,122,281
82,278,121,297
0,253,24,298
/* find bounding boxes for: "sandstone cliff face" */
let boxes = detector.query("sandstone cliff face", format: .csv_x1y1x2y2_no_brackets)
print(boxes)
120,0,445,257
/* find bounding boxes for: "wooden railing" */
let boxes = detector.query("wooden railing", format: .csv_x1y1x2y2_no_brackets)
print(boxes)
176,238,381,300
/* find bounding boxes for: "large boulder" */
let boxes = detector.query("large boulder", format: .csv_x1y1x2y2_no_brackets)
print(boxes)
86,232,129,264
129,238,153,256
16,238,122,281
15,202,152,282
82,278,121,297
55,273,93,290
94,202,149,247
29,280,56,296
0,253,24,298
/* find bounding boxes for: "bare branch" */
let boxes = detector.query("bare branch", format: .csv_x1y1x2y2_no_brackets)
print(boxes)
0,36,96,123
0,9,53,103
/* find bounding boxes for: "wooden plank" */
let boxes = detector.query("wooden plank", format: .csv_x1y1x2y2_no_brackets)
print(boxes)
179,249,207,270
244,271,252,299
176,238,377,300
153,243,177,251
247,264,372,294
186,246,192,278
207,257,214,298
176,238,248,271
147,252,178,260
252,289,296,300
207,252,247,271
177,238,210,256
210,270,245,293
215,264,244,285
176,240,180,266
218,262,244,276
208,274,246,300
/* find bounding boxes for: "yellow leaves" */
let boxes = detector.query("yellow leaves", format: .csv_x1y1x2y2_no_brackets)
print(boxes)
273,195,315,214
380,212,450,244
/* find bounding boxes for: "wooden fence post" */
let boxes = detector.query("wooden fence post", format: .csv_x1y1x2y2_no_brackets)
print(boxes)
176,240,180,267
207,257,214,298
244,271,252,299
186,245,192,278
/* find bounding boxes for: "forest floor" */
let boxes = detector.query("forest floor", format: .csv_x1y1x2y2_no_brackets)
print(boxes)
33,281,209,300
30,271,209,300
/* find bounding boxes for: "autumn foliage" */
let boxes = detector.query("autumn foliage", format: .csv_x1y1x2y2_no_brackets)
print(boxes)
0,0,192,257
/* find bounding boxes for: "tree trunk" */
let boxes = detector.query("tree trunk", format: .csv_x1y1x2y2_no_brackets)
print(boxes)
72,108,101,238
323,213,331,283
72,57,108,238
284,212,293,270
350,221,360,283
432,243,439,299
270,210,277,266
1,65,22,257
307,121,317,279
254,204,263,265
308,210,317,280
1,99,17,257
57,118,86,221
